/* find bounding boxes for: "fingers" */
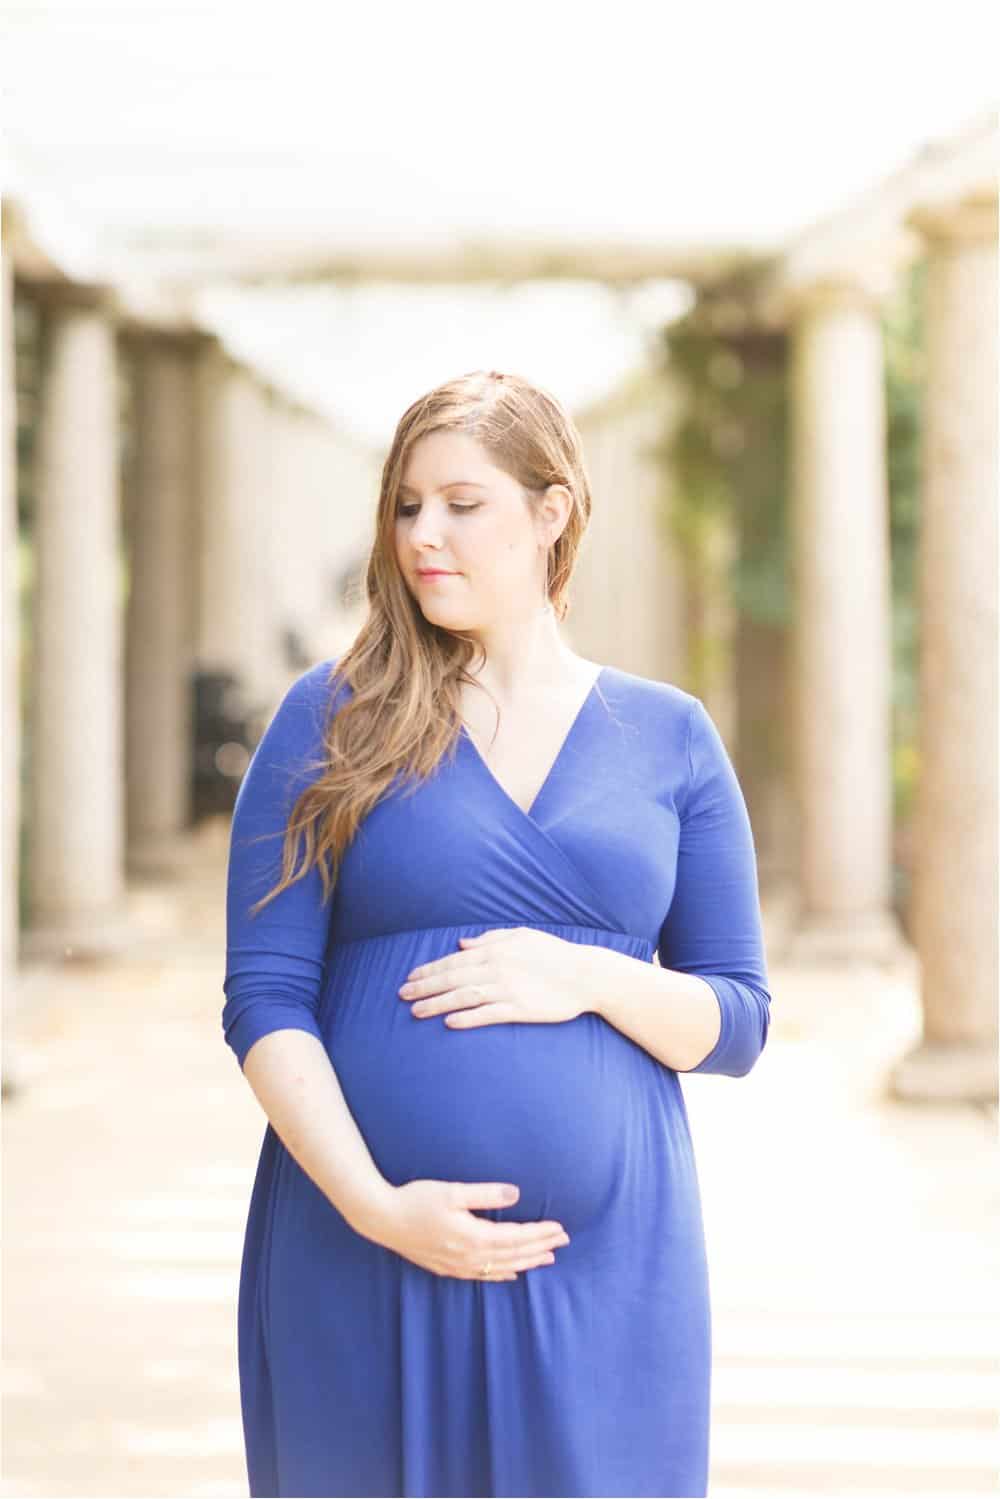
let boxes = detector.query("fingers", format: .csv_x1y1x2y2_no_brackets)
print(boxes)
484,1219,568,1246
465,1219,571,1274
455,1242,565,1281
451,1182,522,1211
444,1230,572,1281
486,1231,570,1265
476,1243,565,1273
473,1231,571,1269
407,984,492,1019
445,1184,571,1279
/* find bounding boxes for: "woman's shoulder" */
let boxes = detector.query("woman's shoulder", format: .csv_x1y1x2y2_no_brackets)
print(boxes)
598,667,733,804
282,655,352,712
256,658,352,756
600,662,700,726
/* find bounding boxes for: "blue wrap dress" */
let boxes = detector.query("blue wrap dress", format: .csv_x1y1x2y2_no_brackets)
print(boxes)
222,656,771,1498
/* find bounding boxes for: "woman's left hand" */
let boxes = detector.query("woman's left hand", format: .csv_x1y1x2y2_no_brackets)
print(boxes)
398,927,597,1029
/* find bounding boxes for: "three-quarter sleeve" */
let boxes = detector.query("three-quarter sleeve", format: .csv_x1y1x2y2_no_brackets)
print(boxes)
222,660,344,1071
657,695,772,1077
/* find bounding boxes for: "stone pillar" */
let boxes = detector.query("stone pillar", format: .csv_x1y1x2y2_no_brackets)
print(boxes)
196,341,241,678
573,384,688,689
267,397,309,680
121,329,204,874
244,377,286,708
268,400,344,678
26,285,126,955
784,280,904,963
2,207,21,1088
195,349,280,716
890,188,998,1104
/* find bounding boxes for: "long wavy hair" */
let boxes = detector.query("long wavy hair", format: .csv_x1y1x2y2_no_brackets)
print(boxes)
248,368,593,916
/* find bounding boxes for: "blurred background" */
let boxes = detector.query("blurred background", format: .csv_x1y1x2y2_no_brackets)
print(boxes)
1,2,997,1495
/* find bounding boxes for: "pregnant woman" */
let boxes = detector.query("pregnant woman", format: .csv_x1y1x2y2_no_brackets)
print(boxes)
222,369,772,1498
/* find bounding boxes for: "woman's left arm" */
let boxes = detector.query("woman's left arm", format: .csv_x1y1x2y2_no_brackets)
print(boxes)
584,695,772,1077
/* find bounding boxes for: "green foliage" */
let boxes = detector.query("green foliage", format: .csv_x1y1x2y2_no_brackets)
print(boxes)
654,273,791,710
655,259,925,825
884,259,926,825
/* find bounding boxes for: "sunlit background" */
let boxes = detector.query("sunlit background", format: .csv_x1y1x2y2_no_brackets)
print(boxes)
2,2,998,1495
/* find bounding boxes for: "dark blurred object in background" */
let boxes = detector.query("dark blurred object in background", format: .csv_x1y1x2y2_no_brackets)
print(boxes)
190,670,256,820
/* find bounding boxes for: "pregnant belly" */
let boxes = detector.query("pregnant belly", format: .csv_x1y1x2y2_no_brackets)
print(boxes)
320,939,652,1235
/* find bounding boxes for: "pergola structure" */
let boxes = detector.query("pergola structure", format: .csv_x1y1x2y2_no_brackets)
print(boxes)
2,112,996,1102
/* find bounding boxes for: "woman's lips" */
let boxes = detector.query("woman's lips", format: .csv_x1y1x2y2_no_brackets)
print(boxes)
417,570,457,579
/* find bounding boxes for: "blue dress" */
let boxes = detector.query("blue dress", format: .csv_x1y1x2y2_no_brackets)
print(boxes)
222,657,771,1498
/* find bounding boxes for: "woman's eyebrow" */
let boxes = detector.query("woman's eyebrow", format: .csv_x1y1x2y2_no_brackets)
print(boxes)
398,481,488,496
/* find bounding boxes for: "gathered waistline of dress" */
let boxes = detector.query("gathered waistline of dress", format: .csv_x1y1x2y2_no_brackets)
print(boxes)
328,919,654,952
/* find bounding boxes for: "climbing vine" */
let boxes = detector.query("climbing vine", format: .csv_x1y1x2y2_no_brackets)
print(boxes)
653,258,925,900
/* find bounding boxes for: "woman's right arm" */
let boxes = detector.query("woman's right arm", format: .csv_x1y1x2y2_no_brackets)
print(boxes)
241,1028,399,1237
222,659,395,1238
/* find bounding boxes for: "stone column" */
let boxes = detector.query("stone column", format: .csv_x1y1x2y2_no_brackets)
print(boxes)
196,350,280,716
784,279,904,963
574,385,688,689
26,284,126,955
244,377,286,708
270,400,345,677
890,188,998,1104
266,397,310,681
121,328,204,874
195,341,241,679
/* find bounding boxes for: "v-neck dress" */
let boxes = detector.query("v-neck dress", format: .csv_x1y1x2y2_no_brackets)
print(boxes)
222,656,771,1498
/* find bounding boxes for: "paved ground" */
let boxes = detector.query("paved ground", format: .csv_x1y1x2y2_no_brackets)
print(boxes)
3,818,997,1497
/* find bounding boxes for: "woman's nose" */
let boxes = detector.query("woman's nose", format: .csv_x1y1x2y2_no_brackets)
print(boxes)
409,512,445,548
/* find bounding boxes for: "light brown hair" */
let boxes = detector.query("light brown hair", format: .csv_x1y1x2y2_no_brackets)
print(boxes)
249,368,593,916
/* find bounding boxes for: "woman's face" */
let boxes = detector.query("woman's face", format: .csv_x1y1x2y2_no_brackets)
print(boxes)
394,430,554,629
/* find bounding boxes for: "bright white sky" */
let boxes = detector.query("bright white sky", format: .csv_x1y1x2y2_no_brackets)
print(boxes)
2,0,996,445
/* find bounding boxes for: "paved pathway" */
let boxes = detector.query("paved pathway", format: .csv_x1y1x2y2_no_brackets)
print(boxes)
3,820,997,1496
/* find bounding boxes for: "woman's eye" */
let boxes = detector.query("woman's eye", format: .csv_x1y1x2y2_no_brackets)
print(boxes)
397,503,480,517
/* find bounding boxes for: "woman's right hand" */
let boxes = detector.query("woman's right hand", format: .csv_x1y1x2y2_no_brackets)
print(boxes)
364,1179,571,1280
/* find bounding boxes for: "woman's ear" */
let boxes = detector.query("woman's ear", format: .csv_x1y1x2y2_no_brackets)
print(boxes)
540,483,572,545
